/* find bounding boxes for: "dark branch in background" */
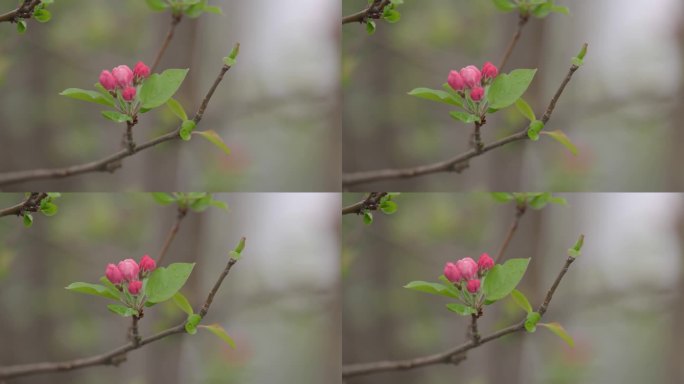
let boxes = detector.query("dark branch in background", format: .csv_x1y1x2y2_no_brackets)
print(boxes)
341,58,583,188
0,257,240,380
0,193,48,218
341,254,578,379
0,62,235,188
341,192,388,215
0,0,40,23
494,202,527,263
498,14,530,71
151,13,183,73
342,0,391,25
156,206,188,265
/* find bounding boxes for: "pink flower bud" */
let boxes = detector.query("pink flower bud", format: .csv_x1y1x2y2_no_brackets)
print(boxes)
112,65,134,87
117,259,140,282
460,65,482,88
128,280,142,295
133,61,150,80
444,262,462,283
478,253,494,271
447,70,465,91
99,70,117,91
105,263,123,285
466,279,481,293
470,86,484,102
481,61,498,80
139,254,156,273
122,86,136,102
456,257,478,280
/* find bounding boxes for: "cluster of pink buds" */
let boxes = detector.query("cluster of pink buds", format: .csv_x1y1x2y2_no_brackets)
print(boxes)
105,255,156,295
447,62,499,102
98,61,150,102
444,253,494,294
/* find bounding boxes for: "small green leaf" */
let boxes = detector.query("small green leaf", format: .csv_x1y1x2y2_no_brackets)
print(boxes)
540,130,578,155
487,69,538,110
515,98,536,122
511,289,532,313
179,120,196,141
491,192,514,203
139,68,189,109
203,5,222,15
379,200,398,215
23,213,33,227
527,120,545,141
539,322,574,347
60,88,116,108
200,324,236,348
107,304,138,317
185,313,201,334
408,88,463,107
173,292,194,315
66,282,120,300
16,20,27,34
146,263,196,304
210,199,229,211
166,98,188,121
363,211,373,225
229,237,246,260
525,311,541,332
192,130,231,155
366,20,376,35
482,258,530,302
151,192,176,205
102,111,132,123
33,8,51,22
40,202,58,216
382,9,401,23
446,303,476,316
449,111,480,124
491,0,518,12
223,43,240,66
404,281,459,299
145,0,170,11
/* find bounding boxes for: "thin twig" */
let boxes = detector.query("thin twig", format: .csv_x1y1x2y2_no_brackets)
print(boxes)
0,257,240,380
0,61,235,188
156,206,188,266
341,254,578,378
151,13,183,73
0,193,48,218
0,0,41,23
493,202,527,263
498,14,530,71
341,58,583,188
469,314,481,345
341,192,388,215
342,0,391,25
128,316,141,347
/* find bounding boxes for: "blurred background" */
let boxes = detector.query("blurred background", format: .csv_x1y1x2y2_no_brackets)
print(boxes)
342,0,684,191
0,0,339,191
0,193,340,384
343,193,684,383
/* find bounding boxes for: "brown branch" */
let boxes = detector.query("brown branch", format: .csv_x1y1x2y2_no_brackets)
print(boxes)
342,254,578,379
493,202,527,263
342,0,391,25
151,13,183,73
342,192,388,215
0,256,241,380
0,60,235,188
341,56,583,188
498,14,530,71
156,206,188,266
0,192,48,218
0,0,41,24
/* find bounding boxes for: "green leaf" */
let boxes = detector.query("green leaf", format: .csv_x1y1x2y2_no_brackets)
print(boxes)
491,192,514,203
23,213,33,227
204,5,222,15
525,311,541,332
541,130,578,155
404,281,459,299
487,69,537,110
229,236,246,260
151,192,176,205
449,111,480,124
166,98,188,121
179,120,196,141
446,303,476,316
383,9,401,23
515,98,536,121
66,282,120,300
60,88,116,108
223,43,240,67
527,120,545,141
482,258,530,302
210,199,229,211
491,0,518,12
363,211,373,225
511,289,532,313
145,0,170,11
33,8,51,22
408,88,463,107
146,263,196,304
40,202,58,216
16,20,27,34
173,292,194,315
189,194,212,212
101,111,132,123
185,313,201,334
366,20,376,35
139,68,189,109
200,324,236,348
107,304,138,317
539,322,574,347
379,200,398,215
193,130,231,155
